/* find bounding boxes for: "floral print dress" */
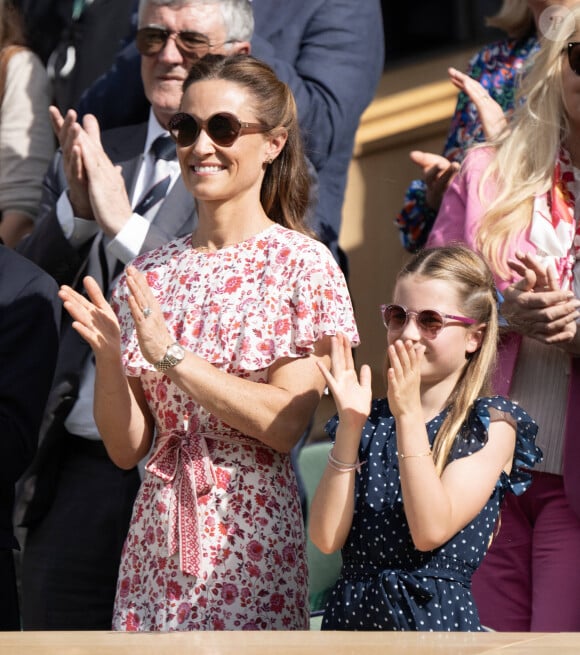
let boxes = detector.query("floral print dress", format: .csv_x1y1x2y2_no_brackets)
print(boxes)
109,224,358,631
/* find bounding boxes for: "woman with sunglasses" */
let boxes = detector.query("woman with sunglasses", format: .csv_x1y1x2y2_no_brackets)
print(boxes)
309,244,540,631
58,54,358,631
428,4,580,632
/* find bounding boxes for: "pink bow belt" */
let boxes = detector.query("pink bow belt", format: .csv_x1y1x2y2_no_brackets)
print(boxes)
145,430,216,577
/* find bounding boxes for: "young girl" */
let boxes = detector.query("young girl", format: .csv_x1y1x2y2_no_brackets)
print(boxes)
309,245,542,631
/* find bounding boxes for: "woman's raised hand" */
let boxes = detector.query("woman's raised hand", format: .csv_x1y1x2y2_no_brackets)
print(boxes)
409,150,460,212
448,67,507,141
59,276,121,361
125,265,175,365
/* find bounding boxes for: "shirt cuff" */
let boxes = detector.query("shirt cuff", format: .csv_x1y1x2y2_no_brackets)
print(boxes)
56,192,99,246
107,213,149,264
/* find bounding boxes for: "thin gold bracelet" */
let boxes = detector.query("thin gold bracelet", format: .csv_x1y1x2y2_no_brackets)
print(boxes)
398,448,432,460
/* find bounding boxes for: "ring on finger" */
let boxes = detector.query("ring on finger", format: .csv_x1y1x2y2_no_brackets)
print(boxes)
143,306,152,318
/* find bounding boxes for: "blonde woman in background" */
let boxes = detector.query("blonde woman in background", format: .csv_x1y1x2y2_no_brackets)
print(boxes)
428,3,580,631
0,0,53,247
395,0,577,252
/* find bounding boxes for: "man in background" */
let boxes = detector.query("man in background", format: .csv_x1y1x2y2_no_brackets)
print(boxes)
0,244,60,630
17,0,253,630
78,0,385,275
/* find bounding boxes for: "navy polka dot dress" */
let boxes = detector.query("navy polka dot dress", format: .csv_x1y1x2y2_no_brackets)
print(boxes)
321,396,541,632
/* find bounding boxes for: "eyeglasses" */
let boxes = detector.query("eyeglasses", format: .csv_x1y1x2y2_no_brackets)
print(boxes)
380,304,476,340
168,112,270,148
566,42,580,75
135,26,236,59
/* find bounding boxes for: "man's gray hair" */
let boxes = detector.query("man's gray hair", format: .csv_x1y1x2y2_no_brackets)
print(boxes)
137,0,254,43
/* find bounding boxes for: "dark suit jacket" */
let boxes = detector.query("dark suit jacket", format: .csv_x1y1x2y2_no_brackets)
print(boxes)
0,246,60,549
252,0,385,270
16,121,197,525
76,0,385,272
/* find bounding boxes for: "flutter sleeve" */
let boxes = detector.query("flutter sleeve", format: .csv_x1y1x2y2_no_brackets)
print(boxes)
449,395,542,496
286,241,359,352
109,230,360,375
220,238,359,369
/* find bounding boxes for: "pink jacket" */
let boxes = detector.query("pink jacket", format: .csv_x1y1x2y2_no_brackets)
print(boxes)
426,146,580,517
427,147,530,394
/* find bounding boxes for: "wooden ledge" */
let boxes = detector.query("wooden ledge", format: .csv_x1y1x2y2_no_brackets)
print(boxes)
354,78,458,156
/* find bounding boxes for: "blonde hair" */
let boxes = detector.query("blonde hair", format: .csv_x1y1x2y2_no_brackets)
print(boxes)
476,4,579,279
393,245,499,476
486,0,534,39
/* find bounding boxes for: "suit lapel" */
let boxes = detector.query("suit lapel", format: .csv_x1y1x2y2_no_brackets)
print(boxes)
153,176,197,239
101,122,196,241
102,123,148,203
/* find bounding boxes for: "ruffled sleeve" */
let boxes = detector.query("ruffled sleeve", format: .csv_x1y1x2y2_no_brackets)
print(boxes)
109,226,359,376
284,239,359,354
449,395,542,496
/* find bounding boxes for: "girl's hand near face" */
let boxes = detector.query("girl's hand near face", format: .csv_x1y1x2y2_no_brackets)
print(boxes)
317,333,372,434
387,339,425,420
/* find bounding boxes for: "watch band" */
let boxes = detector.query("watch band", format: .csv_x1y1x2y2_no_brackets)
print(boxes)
153,342,185,372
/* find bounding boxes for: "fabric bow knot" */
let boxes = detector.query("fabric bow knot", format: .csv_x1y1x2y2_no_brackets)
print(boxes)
145,429,216,577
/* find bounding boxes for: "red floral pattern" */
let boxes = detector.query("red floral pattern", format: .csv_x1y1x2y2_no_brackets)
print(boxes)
109,225,358,631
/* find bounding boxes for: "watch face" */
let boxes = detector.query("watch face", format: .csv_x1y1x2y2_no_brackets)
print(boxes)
168,344,185,360
154,342,185,372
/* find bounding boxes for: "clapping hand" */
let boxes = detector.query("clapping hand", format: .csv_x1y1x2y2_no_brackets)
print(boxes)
317,333,372,432
59,276,122,362
125,266,174,366
448,67,507,141
409,151,460,212
503,251,580,344
407,67,508,215
386,339,425,419
50,106,92,220
49,106,133,236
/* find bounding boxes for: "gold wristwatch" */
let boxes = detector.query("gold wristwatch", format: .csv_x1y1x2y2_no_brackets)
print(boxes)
153,342,185,372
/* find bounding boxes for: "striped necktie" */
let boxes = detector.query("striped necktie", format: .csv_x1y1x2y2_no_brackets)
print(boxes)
99,135,176,296
133,134,176,217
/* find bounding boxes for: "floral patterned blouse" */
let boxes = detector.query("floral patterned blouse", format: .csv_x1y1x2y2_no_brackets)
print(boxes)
108,223,358,631
395,35,539,252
